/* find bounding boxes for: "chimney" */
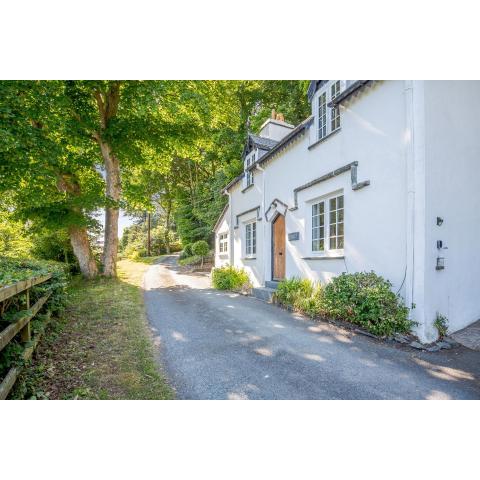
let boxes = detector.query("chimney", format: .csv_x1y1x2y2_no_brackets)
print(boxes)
258,112,294,141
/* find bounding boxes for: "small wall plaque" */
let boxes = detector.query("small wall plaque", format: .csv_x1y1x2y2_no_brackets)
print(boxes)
288,232,300,241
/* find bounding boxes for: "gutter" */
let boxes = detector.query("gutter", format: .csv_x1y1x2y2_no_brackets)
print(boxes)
327,80,372,108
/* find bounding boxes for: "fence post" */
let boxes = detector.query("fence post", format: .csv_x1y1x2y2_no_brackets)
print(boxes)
20,288,31,343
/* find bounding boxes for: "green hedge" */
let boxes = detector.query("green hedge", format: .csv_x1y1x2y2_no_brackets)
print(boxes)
211,266,251,292
275,272,411,337
0,257,69,380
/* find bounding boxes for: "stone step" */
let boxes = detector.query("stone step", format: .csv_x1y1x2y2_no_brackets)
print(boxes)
265,280,280,290
252,287,277,303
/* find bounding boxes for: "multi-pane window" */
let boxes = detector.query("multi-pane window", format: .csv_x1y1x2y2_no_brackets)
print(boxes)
245,222,256,256
331,81,341,131
318,92,327,140
312,201,325,251
245,151,256,187
219,233,228,253
329,195,344,249
312,194,344,252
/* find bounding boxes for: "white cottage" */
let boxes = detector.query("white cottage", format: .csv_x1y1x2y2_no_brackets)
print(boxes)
214,81,480,343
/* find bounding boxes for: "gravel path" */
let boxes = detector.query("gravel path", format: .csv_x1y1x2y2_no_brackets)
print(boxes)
144,256,480,399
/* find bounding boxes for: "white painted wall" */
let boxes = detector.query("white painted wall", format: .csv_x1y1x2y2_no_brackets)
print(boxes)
214,208,231,268
258,119,294,141
421,81,480,336
228,176,265,287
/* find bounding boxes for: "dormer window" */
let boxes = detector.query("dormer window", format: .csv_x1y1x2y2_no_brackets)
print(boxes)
331,81,341,131
314,80,344,143
318,92,327,140
245,150,256,187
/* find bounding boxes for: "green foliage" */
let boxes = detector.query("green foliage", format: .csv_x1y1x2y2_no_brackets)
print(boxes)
182,244,193,257
121,220,180,259
1,80,311,272
0,257,69,380
275,277,324,318
212,265,251,292
275,272,411,336
434,313,448,338
321,272,411,337
123,239,147,260
0,210,33,258
192,240,209,257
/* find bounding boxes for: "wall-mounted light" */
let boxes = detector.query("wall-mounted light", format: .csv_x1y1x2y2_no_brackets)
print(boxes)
436,216,444,226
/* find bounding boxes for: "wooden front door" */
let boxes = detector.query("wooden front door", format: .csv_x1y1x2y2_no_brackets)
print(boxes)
272,215,286,280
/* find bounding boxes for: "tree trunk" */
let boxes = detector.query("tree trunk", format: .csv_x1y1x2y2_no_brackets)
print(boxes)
69,225,98,279
93,83,121,277
147,212,151,257
165,197,172,254
99,139,121,277
56,173,98,279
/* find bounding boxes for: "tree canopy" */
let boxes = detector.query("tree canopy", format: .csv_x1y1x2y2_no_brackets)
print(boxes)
0,80,310,276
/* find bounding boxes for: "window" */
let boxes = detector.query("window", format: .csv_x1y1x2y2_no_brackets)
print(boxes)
329,194,344,249
245,151,256,187
245,222,256,256
219,233,228,253
318,92,327,140
311,194,344,252
312,201,325,251
331,81,341,131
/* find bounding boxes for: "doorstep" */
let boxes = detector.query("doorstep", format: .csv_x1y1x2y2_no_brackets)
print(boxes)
252,287,277,303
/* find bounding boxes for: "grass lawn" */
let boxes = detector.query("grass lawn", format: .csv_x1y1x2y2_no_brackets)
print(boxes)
11,259,174,399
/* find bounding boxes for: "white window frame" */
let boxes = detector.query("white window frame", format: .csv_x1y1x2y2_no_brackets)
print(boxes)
314,81,345,144
218,233,228,253
309,192,344,255
245,221,256,257
330,80,341,132
318,92,327,140
245,150,256,187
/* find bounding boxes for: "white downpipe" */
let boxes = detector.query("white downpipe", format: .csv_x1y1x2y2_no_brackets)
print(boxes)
405,80,431,343
256,164,267,286
404,80,415,314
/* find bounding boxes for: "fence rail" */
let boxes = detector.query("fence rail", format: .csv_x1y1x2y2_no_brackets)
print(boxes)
0,274,53,399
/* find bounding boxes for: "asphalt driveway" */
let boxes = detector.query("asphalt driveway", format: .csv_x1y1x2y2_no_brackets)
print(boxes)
144,256,480,399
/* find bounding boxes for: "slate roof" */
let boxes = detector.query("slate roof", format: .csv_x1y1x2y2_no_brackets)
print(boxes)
248,133,278,150
249,115,314,170
222,115,314,193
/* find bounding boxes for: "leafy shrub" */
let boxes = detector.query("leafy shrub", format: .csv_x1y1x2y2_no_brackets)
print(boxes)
434,313,448,338
212,266,251,292
123,239,147,260
322,272,411,336
180,243,193,259
275,272,411,336
192,240,209,267
192,240,209,257
169,241,183,253
275,278,323,318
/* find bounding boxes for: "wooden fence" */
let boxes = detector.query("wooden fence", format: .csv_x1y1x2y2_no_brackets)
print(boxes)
0,274,52,399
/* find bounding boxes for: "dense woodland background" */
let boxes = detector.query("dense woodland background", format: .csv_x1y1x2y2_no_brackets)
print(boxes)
0,81,310,277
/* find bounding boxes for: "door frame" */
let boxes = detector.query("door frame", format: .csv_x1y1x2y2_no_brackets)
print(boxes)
271,212,286,281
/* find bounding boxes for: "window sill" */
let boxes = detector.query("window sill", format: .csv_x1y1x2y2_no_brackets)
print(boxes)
218,254,229,259
308,127,341,150
241,184,254,193
242,257,257,260
302,254,344,260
